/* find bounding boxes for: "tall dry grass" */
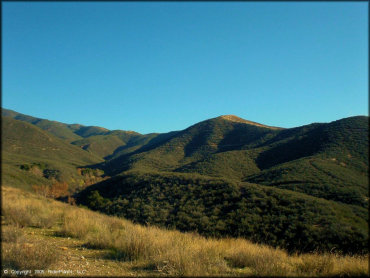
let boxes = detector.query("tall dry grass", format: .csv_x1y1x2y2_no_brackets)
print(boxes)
2,186,369,276
2,225,24,243
2,224,61,270
2,188,63,228
220,238,294,276
58,207,369,276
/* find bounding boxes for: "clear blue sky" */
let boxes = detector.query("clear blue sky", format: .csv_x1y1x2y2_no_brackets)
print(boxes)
2,2,368,134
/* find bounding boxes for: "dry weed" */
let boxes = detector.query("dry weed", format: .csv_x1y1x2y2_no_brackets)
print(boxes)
2,225,25,243
2,193,62,228
2,237,61,270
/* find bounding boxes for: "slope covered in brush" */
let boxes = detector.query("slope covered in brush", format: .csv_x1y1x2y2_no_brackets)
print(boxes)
69,130,151,159
76,171,368,254
2,108,148,159
2,108,87,141
101,116,280,176
4,186,368,276
100,115,368,208
2,109,368,255
254,116,368,170
75,115,368,253
246,116,369,207
2,117,103,190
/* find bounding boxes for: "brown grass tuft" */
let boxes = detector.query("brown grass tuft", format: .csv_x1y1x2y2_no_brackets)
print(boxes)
222,238,293,276
2,225,25,243
296,253,335,276
2,193,62,228
2,234,61,270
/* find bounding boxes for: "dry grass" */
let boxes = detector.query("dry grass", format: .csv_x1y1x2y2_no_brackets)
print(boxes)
295,253,335,276
2,224,61,270
2,224,25,243
2,189,63,228
1,186,369,277
294,253,369,277
2,239,61,270
221,238,294,276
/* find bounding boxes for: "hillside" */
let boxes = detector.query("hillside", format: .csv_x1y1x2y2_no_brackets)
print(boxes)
246,116,369,207
2,117,103,191
2,186,368,276
102,115,368,174
2,108,83,142
2,108,146,159
2,108,368,255
76,171,368,254
101,116,281,176
95,115,368,207
218,114,282,129
70,131,160,159
76,115,368,254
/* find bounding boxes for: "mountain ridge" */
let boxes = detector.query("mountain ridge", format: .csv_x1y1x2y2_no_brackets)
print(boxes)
2,108,368,254
5,107,366,135
2,108,142,138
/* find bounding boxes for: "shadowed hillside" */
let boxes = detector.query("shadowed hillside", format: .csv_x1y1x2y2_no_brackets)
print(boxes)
246,116,369,207
100,116,368,208
75,115,368,255
2,109,368,256
101,116,281,176
76,171,368,254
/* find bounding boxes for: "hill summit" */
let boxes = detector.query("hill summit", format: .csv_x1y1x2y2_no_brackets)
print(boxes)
217,115,282,129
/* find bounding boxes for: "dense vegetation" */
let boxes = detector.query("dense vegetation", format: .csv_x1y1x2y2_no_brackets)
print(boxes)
2,108,368,256
100,117,280,176
1,117,103,191
3,186,368,276
2,108,153,158
77,172,368,254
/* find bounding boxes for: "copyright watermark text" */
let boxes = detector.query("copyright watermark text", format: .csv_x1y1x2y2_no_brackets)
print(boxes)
3,269,79,276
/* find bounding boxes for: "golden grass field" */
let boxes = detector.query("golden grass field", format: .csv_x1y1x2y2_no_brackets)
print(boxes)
1,186,368,277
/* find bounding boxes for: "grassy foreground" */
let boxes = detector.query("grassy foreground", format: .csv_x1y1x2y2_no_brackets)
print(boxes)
1,186,368,277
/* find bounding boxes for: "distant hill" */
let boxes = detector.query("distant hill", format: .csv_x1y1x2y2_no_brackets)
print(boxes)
2,108,149,159
77,114,368,254
2,108,368,254
2,109,83,142
100,115,368,207
218,114,282,129
101,116,281,176
2,116,103,190
246,116,369,207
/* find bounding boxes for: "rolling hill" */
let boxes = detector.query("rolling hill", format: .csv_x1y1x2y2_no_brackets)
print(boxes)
99,115,368,208
2,108,151,159
2,116,103,190
75,114,369,254
2,108,83,142
2,108,368,254
100,115,281,176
